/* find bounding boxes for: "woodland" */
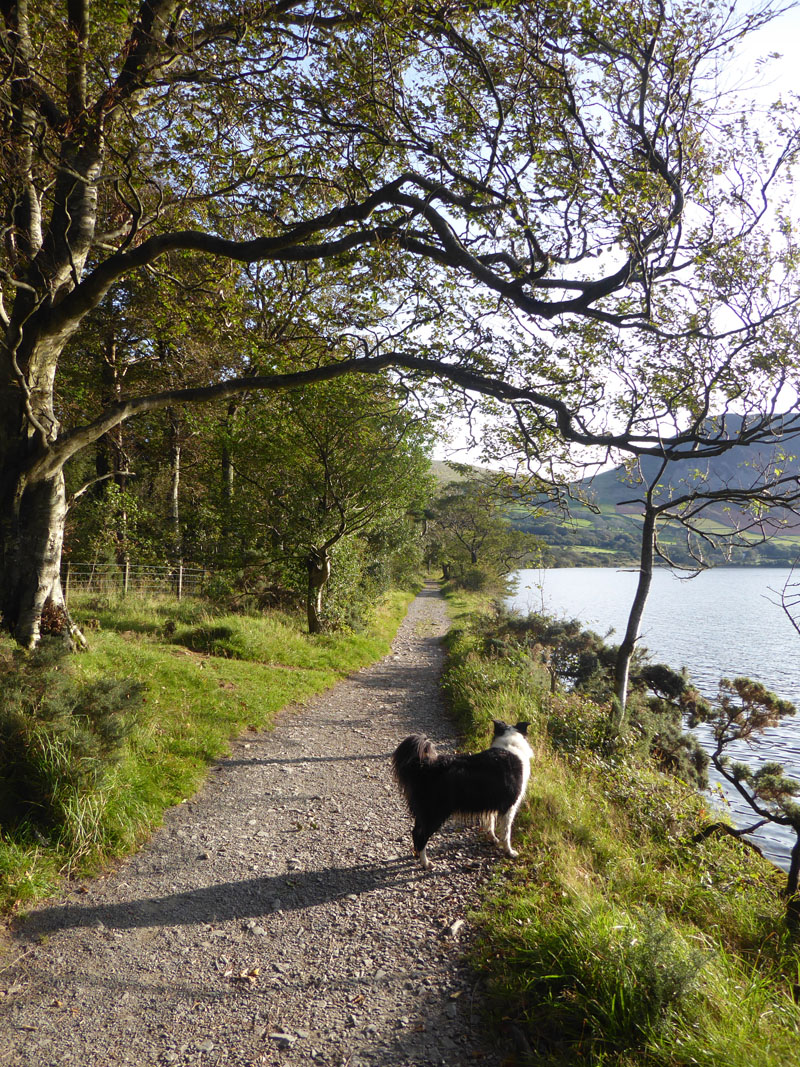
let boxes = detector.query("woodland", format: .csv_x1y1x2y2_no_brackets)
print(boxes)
4,0,800,665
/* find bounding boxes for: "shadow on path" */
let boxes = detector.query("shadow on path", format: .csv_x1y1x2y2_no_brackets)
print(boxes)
16,843,486,940
218,752,392,769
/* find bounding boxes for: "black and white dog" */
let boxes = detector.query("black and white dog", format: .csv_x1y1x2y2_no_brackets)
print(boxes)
392,720,532,868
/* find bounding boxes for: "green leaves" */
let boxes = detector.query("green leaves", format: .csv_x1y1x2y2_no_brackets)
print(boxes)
702,673,800,902
0,638,144,843
217,373,434,627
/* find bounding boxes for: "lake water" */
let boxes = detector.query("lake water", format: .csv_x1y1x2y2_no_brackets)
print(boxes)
507,567,800,870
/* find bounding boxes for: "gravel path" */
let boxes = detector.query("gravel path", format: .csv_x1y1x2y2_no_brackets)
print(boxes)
0,585,511,1067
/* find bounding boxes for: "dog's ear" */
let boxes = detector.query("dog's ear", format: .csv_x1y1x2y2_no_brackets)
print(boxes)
515,721,530,735
492,719,508,735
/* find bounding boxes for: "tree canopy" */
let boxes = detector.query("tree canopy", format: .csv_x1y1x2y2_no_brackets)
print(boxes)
428,472,540,586
218,376,432,630
3,0,800,645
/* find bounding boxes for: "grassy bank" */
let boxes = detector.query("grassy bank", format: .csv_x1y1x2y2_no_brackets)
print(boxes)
442,593,800,1066
0,588,415,916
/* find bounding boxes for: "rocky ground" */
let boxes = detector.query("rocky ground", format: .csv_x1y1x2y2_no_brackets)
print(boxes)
0,585,515,1067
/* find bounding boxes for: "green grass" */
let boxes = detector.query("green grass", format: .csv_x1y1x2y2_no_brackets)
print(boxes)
442,595,800,1066
0,588,415,915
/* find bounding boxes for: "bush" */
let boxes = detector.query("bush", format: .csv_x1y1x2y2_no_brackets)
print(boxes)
497,903,705,1055
180,623,245,657
448,594,800,1066
0,640,144,853
459,566,492,591
444,566,511,594
483,607,709,786
321,536,377,631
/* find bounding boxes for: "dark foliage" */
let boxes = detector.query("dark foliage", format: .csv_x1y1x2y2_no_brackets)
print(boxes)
483,610,710,786
0,640,145,839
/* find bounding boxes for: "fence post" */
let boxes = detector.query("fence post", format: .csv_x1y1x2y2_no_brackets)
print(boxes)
177,559,184,601
123,557,130,597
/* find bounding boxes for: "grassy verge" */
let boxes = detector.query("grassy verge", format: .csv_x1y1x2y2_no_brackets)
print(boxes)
442,594,800,1067
0,588,415,917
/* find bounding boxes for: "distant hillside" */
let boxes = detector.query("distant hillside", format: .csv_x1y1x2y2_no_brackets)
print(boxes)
509,416,800,568
583,416,800,514
430,459,476,485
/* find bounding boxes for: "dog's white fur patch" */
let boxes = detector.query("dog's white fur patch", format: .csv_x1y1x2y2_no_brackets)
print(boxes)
490,729,533,856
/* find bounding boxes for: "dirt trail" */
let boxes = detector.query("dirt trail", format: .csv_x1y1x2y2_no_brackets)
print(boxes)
0,585,512,1067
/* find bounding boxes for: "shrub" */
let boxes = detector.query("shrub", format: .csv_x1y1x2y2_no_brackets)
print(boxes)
483,607,709,786
546,904,708,1054
0,640,144,853
459,566,492,591
449,595,800,1066
501,903,705,1055
180,623,244,657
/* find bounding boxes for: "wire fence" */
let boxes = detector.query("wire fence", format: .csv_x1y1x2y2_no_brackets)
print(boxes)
62,561,206,601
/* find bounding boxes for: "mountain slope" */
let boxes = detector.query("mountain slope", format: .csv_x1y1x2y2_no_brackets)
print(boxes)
510,417,800,567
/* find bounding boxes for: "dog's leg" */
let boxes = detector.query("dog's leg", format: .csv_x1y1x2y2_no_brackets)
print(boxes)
497,805,520,858
412,822,433,868
494,811,510,852
412,817,443,869
485,812,500,844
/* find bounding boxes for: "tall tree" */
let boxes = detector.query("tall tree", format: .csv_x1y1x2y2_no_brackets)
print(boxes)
430,473,539,583
611,445,800,718
2,1,798,645
489,322,800,718
221,376,432,632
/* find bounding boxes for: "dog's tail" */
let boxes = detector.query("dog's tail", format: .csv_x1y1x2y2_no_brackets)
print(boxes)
392,733,438,800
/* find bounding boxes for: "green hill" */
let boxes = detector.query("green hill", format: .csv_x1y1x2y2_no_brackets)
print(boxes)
509,417,800,567
430,459,475,485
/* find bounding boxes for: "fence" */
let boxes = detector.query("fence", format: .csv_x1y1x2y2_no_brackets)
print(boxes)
62,561,206,600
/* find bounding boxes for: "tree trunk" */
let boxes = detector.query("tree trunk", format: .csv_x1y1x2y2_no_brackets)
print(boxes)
0,320,89,648
0,464,73,648
0,7,105,646
0,324,72,646
614,503,657,719
787,833,800,932
306,549,331,634
218,399,238,560
168,408,182,559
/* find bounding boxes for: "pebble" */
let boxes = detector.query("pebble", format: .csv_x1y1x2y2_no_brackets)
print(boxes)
268,1033,296,1048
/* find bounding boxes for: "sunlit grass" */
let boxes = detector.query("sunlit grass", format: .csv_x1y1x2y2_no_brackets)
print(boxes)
0,588,414,915
443,594,800,1066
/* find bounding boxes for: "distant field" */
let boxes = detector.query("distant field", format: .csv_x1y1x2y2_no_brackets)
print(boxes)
434,460,800,566
516,501,800,567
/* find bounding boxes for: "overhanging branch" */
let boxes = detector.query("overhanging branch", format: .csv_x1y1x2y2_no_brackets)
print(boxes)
28,348,800,485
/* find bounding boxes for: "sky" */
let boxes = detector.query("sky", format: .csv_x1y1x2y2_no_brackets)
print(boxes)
738,3,800,96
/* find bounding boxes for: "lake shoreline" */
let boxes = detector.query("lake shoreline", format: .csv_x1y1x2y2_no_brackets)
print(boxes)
507,566,800,872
